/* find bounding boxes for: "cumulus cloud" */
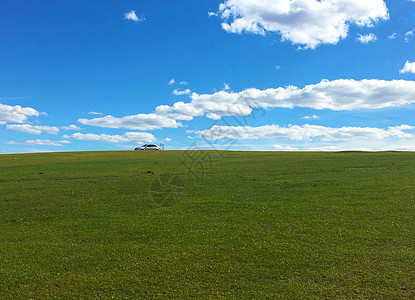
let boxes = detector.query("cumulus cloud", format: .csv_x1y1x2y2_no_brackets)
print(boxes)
124,10,144,22
6,124,59,135
6,139,70,146
155,101,205,121
61,125,81,130
168,78,175,85
357,33,377,44
223,83,230,90
0,103,40,124
185,79,415,114
400,61,415,74
156,91,253,121
78,114,181,130
197,124,414,141
173,89,191,95
64,132,156,143
78,79,415,130
217,0,389,48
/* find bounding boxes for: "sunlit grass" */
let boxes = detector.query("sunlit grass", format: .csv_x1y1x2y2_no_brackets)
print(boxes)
1,151,414,298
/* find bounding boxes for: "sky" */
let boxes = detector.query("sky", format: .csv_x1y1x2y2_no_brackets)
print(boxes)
1,0,415,153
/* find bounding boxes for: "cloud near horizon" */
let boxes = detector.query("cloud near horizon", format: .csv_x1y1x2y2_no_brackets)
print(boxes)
6,124,59,135
77,79,415,130
64,132,156,143
197,124,414,142
273,144,298,151
78,114,181,130
6,139,70,146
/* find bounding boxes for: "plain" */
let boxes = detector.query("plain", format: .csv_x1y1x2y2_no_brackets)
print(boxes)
0,151,414,298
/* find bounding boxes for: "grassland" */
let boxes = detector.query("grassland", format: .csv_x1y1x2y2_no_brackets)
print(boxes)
0,150,414,299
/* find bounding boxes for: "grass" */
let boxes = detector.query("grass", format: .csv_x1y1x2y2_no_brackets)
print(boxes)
0,150,414,298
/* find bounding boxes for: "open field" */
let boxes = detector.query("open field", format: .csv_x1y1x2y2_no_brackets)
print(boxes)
0,150,414,298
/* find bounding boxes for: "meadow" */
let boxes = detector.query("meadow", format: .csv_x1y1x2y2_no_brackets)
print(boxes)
0,150,414,298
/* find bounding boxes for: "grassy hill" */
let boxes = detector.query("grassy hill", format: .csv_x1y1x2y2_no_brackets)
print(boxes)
1,150,414,298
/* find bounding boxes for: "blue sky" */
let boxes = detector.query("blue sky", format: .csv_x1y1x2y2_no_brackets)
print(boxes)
1,0,415,153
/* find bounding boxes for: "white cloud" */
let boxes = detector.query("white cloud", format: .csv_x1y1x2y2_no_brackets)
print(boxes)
400,61,415,74
173,89,191,96
168,78,175,85
208,11,218,17
155,101,204,121
310,138,415,152
78,114,181,130
6,124,59,135
180,81,188,85
357,33,377,44
0,103,40,124
405,30,414,42
273,144,298,151
223,83,230,90
185,79,415,114
124,10,144,22
88,111,103,115
309,146,343,151
165,137,172,141
302,115,319,119
217,0,388,49
198,124,413,141
388,33,397,39
156,91,253,121
61,125,81,130
6,139,70,146
64,132,156,143
78,79,415,131
275,65,281,70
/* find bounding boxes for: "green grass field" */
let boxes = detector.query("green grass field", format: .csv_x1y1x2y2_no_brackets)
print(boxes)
1,150,414,298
